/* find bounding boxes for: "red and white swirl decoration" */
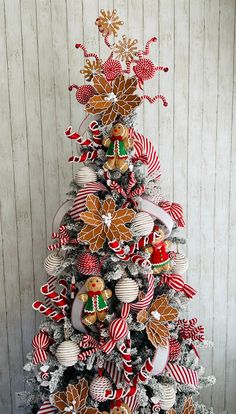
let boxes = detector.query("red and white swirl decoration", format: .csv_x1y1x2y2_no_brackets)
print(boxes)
130,128,161,178
69,182,107,222
32,331,49,365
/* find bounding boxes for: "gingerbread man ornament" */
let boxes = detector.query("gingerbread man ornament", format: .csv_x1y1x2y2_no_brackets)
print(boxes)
102,123,133,173
144,226,172,274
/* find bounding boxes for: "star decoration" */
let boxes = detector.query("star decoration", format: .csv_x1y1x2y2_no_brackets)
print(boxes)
78,194,136,252
52,378,99,414
96,9,123,37
85,74,141,125
137,295,178,348
167,397,196,414
80,59,103,82
114,35,138,63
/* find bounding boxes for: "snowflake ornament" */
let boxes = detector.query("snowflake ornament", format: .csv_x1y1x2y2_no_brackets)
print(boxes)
114,35,138,63
96,9,123,37
80,59,103,82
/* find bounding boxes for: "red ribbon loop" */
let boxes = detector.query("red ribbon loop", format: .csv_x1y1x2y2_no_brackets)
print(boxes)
159,201,185,227
32,331,49,364
160,273,197,299
178,318,205,342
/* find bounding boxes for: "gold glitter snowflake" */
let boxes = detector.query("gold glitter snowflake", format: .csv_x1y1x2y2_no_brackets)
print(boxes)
80,59,103,82
96,9,123,37
114,35,138,63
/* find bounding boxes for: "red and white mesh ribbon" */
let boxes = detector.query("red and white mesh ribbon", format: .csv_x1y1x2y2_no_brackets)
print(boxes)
41,279,69,309
177,318,205,342
159,201,185,227
130,129,161,178
37,400,57,414
70,182,107,222
32,331,49,365
159,273,197,299
166,362,199,387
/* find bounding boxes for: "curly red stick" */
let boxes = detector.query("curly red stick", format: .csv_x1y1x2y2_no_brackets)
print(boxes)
75,43,100,60
137,37,157,58
155,66,169,72
142,95,168,106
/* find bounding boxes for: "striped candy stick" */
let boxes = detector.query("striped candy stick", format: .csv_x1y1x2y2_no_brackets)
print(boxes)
89,121,103,147
44,275,57,307
41,279,69,309
32,301,65,322
65,126,93,146
68,150,98,163
108,240,130,261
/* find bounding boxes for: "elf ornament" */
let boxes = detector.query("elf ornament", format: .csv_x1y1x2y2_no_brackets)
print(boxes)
102,123,133,173
144,226,172,274
78,276,112,325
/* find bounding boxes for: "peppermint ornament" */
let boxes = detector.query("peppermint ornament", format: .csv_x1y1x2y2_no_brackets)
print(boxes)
76,251,100,275
102,58,123,81
169,338,181,362
68,84,96,105
130,212,154,237
159,384,176,410
44,252,64,276
74,166,97,187
115,277,139,303
172,252,189,274
55,340,80,367
89,375,112,402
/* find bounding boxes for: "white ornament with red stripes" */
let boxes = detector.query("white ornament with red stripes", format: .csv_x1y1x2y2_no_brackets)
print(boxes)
130,212,154,237
89,375,112,402
37,400,57,414
159,384,176,410
55,340,80,367
74,166,97,187
115,277,139,303
44,252,64,276
172,252,189,274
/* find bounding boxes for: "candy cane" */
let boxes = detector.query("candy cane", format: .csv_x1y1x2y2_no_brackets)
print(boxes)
89,121,103,147
68,150,98,163
65,126,93,146
130,273,154,312
142,95,168,106
75,43,100,60
133,358,153,384
41,279,69,309
32,301,65,322
108,240,129,261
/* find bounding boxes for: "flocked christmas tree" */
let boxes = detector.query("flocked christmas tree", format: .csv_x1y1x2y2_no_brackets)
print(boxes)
23,10,215,414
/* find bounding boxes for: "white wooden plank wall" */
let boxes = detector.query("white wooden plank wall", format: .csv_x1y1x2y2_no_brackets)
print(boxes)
0,0,235,413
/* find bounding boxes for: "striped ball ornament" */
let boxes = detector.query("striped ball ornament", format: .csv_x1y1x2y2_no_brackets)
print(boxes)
55,340,79,367
89,375,112,402
115,277,139,303
159,384,176,410
169,338,181,362
172,252,189,274
74,166,97,187
76,251,100,275
44,252,64,276
130,212,154,237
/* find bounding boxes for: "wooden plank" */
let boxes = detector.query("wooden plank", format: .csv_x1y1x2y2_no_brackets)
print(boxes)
199,0,219,407
51,0,72,203
225,4,236,410
173,0,189,240
36,0,60,244
20,0,47,328
212,0,235,411
158,0,175,198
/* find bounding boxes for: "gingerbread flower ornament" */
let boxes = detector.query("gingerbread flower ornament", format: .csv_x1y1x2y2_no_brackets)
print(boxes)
85,75,141,125
52,378,99,414
167,397,196,414
137,295,178,347
78,194,136,252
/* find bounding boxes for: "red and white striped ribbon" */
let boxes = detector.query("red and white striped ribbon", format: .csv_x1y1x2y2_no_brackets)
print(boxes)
70,182,107,222
32,301,65,322
37,400,57,414
32,331,49,365
118,341,133,384
177,318,205,342
159,201,185,227
89,121,103,147
108,240,151,268
166,362,199,387
65,126,92,146
133,358,153,385
130,274,154,312
130,129,161,178
41,279,69,309
44,276,57,306
68,150,98,163
160,273,197,299
78,334,105,361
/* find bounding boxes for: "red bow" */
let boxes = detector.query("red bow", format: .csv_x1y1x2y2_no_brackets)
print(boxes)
159,201,185,227
160,273,197,299
88,290,102,297
32,331,50,364
111,135,123,141
178,318,205,342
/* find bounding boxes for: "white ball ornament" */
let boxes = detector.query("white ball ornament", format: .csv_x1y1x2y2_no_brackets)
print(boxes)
115,277,139,303
55,340,80,367
74,166,97,187
159,384,176,410
130,212,154,237
44,252,64,276
172,252,189,274
89,375,112,402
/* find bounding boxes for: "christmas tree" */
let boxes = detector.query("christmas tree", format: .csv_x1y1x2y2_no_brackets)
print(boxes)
23,10,215,414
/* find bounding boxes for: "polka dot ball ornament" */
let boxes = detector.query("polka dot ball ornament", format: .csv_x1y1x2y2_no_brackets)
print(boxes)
68,84,96,105
89,375,113,402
